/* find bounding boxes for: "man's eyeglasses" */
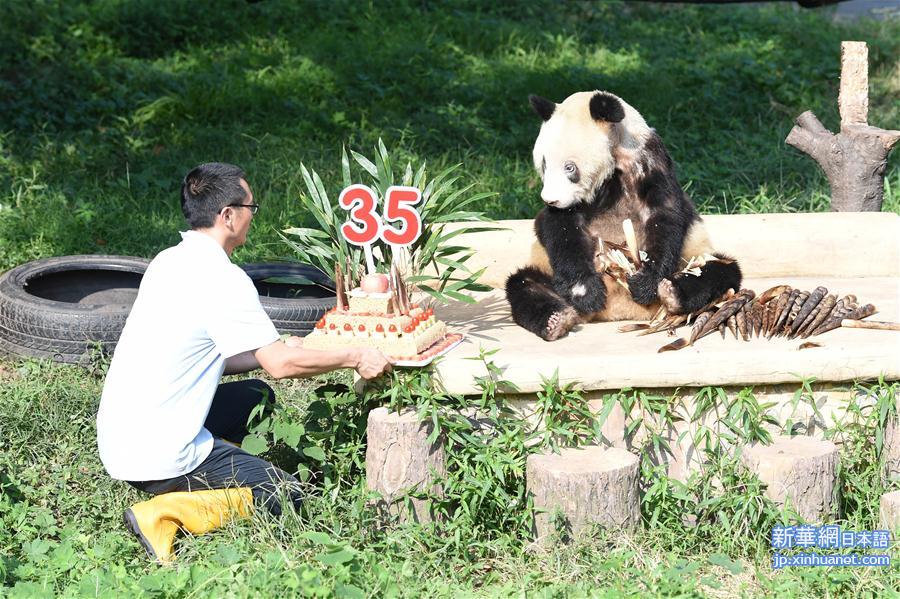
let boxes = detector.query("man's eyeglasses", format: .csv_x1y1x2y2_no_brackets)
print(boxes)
223,203,259,215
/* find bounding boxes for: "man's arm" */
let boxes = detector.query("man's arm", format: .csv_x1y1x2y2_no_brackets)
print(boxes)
223,350,261,375
253,340,392,380
224,335,306,375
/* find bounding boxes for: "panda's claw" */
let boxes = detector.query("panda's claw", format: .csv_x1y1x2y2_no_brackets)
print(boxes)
544,307,579,341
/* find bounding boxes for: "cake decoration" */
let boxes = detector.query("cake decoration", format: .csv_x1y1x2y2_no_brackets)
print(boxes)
301,184,462,364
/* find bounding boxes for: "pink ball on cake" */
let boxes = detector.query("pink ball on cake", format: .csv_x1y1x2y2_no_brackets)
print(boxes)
360,273,390,294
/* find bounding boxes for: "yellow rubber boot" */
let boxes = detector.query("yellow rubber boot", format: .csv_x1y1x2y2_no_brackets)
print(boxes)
124,500,180,564
124,488,254,564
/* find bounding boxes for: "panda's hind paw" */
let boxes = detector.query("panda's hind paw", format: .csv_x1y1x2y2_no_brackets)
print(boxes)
544,307,579,341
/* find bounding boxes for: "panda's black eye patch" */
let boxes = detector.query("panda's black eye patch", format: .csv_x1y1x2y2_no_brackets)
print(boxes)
564,161,579,182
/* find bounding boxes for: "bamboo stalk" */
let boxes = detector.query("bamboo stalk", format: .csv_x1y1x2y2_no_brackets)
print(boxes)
840,320,900,331
622,218,641,266
334,262,348,311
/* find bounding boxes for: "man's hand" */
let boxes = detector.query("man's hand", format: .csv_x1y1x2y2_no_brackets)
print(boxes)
352,347,393,380
284,335,304,348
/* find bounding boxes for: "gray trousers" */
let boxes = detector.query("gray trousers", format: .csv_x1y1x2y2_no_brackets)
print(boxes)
127,379,302,516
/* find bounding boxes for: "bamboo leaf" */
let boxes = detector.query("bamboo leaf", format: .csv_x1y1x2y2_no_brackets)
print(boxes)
437,289,478,303
341,145,352,190
403,161,413,186
350,149,378,178
283,227,331,239
413,161,427,189
434,255,474,273
430,211,488,223
376,138,393,190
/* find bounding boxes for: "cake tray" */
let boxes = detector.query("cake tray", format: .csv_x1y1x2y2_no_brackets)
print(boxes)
393,332,465,368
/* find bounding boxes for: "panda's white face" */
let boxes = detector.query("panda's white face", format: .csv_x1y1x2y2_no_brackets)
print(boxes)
532,91,651,210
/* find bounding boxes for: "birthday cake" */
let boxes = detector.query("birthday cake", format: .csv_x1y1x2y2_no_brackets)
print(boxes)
302,267,451,361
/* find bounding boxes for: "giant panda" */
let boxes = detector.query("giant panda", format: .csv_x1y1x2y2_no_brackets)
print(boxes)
505,90,742,341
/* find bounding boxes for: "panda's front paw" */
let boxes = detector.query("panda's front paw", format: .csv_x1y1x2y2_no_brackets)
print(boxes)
627,269,661,305
558,275,606,315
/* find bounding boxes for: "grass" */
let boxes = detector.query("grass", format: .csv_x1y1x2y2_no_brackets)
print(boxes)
1,0,898,270
3,359,900,597
2,1,900,597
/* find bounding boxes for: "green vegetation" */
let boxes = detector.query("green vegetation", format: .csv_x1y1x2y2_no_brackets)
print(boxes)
283,143,494,305
2,1,899,597
2,0,898,270
4,355,900,597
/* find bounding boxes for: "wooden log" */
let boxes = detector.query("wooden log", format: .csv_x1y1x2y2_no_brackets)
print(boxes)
366,407,445,523
879,490,900,532
785,41,900,211
527,445,639,541
839,41,868,128
740,435,839,522
840,319,900,331
882,397,900,484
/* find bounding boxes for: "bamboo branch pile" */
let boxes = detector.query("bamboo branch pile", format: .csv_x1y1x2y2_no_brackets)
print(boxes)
620,284,880,353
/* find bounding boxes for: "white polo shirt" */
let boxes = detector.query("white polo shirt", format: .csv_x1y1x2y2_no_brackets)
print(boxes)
96,231,280,481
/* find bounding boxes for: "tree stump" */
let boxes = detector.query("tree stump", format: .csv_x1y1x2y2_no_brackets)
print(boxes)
527,445,640,542
366,407,445,524
881,397,900,483
879,490,900,532
785,41,900,211
741,435,839,522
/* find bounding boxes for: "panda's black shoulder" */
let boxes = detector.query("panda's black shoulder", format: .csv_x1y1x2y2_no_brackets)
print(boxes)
640,131,675,172
634,131,696,215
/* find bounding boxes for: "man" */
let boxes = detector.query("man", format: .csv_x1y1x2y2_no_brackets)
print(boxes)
96,162,392,563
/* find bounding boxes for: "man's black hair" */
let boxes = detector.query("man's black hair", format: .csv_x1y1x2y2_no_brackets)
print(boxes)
181,162,247,229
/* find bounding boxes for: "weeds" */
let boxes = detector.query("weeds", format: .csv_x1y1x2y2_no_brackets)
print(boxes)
281,142,496,305
2,350,900,595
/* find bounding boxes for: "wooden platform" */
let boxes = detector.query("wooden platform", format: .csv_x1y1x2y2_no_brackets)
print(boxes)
430,213,900,396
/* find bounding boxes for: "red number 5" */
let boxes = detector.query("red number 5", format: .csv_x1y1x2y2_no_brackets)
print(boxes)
338,185,381,246
381,186,423,246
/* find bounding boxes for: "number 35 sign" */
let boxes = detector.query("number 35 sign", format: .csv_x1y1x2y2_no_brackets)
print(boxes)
338,185,423,248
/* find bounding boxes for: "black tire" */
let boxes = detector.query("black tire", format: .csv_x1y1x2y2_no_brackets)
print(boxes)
240,263,336,336
0,256,337,364
0,255,150,364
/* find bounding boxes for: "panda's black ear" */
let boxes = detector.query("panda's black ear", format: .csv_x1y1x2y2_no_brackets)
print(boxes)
529,94,556,122
589,92,625,123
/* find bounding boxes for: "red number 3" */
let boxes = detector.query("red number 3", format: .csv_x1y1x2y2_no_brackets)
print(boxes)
381,186,423,246
338,185,381,246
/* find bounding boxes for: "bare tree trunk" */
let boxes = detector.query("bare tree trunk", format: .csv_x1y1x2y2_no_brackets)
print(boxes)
527,446,640,542
785,42,900,212
880,490,900,532
366,407,445,524
740,435,840,522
